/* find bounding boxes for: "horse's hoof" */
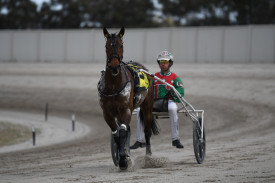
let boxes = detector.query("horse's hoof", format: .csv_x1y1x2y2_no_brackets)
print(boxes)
119,156,128,170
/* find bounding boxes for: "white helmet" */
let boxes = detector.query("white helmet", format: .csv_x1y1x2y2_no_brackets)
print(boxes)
157,51,174,66
157,51,173,61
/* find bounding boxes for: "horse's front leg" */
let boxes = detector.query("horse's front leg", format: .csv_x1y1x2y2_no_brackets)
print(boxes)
102,110,120,146
103,110,118,132
117,108,132,170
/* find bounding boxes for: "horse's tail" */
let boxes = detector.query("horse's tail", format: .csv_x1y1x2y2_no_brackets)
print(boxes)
139,110,160,135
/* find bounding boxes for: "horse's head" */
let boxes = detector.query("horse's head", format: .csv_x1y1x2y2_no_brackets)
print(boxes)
103,27,125,76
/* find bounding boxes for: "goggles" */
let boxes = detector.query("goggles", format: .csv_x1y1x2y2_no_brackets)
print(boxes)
158,60,170,64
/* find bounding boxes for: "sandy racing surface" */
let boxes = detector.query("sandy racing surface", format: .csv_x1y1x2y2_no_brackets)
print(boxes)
0,110,90,154
0,63,274,182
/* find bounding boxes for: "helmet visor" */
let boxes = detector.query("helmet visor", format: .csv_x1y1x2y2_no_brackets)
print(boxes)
159,60,170,64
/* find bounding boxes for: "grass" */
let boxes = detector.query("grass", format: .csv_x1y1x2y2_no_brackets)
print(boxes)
0,122,32,147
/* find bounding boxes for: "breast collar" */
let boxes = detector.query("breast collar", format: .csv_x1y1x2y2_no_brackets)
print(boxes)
98,64,131,97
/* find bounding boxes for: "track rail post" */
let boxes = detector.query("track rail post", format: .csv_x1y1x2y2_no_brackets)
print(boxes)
45,103,48,121
72,114,75,132
32,126,36,146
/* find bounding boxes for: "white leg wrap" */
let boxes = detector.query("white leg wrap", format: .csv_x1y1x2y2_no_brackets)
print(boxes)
121,124,127,131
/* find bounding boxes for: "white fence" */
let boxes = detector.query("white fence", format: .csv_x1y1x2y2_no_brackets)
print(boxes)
0,25,274,63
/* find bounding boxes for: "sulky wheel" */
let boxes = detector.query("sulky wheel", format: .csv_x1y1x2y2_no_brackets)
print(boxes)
193,117,206,164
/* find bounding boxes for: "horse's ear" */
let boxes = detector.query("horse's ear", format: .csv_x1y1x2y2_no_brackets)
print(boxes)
103,27,110,38
118,27,125,38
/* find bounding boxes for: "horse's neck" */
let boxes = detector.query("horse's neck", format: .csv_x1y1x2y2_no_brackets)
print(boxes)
104,67,124,91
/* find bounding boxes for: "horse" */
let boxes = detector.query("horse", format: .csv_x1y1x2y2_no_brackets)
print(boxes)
98,27,159,170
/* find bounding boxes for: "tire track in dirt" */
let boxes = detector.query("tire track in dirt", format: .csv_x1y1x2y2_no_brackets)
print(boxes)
0,63,274,183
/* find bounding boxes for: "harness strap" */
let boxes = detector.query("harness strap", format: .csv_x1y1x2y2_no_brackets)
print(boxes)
98,65,131,97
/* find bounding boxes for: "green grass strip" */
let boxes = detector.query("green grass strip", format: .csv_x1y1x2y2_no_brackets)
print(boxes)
0,122,32,147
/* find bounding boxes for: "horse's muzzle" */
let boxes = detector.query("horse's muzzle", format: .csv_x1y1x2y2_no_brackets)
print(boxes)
108,64,120,76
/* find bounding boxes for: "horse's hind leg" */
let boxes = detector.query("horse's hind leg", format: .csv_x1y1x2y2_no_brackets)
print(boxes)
145,129,152,156
140,107,153,156
140,80,155,156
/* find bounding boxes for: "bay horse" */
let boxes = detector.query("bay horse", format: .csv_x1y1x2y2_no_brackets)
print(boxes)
98,27,159,170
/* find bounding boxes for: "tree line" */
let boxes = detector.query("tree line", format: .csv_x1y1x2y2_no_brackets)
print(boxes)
0,0,274,29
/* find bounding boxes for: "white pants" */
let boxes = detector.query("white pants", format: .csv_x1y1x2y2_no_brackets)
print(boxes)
136,100,180,142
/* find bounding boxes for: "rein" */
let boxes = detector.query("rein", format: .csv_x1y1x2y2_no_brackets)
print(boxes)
98,64,131,97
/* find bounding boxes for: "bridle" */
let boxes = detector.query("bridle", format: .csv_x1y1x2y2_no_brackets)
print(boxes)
98,33,131,97
106,34,123,69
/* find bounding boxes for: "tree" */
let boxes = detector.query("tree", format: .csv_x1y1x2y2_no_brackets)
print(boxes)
0,0,38,29
158,0,205,26
158,0,275,26
0,0,274,29
231,0,275,25
38,0,90,28
37,0,157,28
87,0,157,28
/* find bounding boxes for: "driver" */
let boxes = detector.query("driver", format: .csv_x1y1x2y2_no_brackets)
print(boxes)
130,51,185,149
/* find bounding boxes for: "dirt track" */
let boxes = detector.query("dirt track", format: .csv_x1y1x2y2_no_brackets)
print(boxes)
0,63,274,183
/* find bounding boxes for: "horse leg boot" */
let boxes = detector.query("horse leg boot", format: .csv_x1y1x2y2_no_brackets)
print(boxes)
118,124,128,170
112,129,119,143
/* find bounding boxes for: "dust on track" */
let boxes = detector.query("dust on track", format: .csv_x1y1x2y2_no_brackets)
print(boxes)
0,63,274,183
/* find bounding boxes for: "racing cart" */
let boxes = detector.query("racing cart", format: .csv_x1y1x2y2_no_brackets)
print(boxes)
110,69,206,166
